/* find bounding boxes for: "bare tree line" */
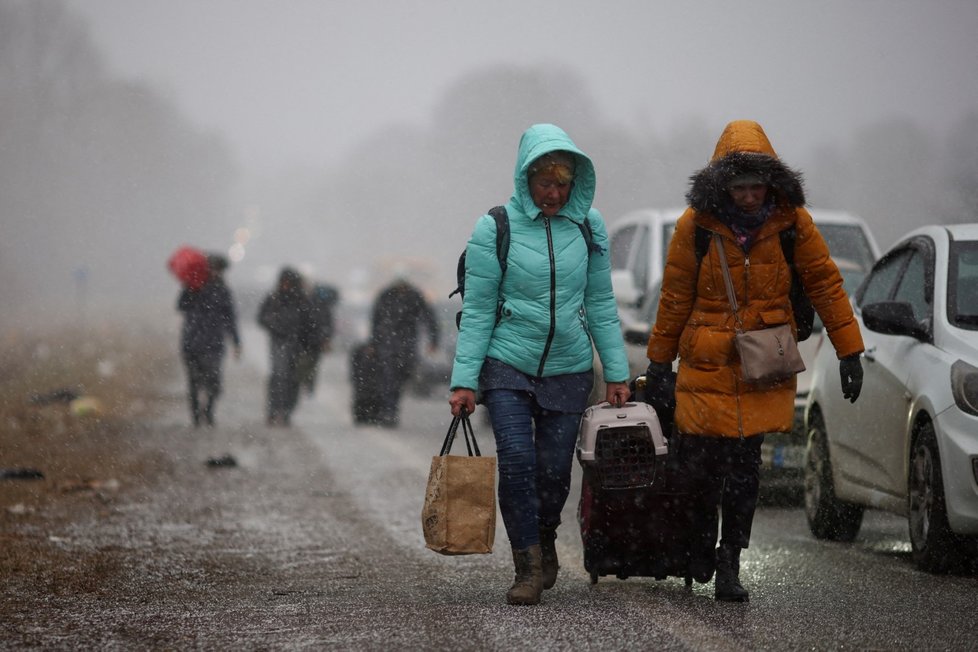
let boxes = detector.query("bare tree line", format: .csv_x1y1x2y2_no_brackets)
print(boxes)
2,0,975,323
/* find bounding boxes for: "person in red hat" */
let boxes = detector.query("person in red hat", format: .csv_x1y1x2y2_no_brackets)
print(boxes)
176,252,241,427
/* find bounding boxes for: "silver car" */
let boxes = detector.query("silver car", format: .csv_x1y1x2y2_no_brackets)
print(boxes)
804,223,978,571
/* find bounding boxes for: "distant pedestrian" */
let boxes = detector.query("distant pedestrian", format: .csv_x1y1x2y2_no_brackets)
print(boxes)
297,283,339,395
258,267,315,427
368,274,439,427
177,253,241,427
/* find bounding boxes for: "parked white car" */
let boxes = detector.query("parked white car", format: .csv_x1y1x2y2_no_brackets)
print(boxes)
803,223,978,571
604,208,881,496
608,207,686,313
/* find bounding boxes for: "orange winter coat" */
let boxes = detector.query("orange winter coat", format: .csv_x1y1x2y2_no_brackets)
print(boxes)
647,122,864,438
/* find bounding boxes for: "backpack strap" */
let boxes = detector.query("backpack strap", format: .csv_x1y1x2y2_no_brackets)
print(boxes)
779,226,796,266
694,223,797,269
488,206,509,275
578,217,604,255
694,224,712,265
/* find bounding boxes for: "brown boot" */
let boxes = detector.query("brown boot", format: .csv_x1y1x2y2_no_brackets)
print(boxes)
539,526,559,590
506,545,543,605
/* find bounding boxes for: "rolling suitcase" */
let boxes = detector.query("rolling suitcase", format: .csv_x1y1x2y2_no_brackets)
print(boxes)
350,342,385,425
576,400,705,586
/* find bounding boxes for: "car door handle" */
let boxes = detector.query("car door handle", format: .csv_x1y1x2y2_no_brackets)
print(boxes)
863,346,877,362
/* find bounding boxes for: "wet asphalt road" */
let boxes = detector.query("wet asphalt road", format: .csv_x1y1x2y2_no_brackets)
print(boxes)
240,327,977,651
7,325,976,650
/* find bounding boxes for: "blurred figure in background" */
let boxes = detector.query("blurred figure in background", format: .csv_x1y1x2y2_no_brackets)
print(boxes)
176,253,241,428
368,273,439,427
258,267,315,427
297,283,339,395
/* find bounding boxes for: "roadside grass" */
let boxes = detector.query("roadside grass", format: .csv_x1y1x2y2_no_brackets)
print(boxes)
0,320,179,513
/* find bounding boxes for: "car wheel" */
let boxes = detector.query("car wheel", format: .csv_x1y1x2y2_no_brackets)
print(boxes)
804,410,863,542
908,421,967,573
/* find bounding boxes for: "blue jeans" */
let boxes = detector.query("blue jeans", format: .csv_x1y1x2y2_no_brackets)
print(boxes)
483,389,582,549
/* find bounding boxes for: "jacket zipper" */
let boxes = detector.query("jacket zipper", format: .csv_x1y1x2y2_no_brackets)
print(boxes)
537,217,557,377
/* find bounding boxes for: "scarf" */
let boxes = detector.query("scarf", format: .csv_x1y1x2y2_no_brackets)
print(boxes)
718,197,775,251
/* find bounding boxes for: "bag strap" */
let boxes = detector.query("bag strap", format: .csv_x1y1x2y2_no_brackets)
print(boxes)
438,409,482,457
714,235,745,333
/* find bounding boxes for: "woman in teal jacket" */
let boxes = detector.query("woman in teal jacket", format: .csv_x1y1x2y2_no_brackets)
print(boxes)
449,124,630,605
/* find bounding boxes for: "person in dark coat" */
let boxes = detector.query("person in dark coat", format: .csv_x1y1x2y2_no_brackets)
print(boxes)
368,275,439,427
177,253,241,427
258,267,315,426
296,283,339,395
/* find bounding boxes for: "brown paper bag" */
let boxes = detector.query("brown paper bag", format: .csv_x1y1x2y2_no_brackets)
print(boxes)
421,414,496,555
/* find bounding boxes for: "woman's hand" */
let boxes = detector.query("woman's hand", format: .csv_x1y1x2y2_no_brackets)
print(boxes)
449,388,476,417
604,381,631,407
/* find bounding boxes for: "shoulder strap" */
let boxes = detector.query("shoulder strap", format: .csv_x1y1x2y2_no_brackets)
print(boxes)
578,217,603,255
694,224,711,264
488,206,509,275
779,226,796,268
488,207,600,278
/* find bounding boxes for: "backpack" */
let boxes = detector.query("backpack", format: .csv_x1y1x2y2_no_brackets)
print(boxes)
449,206,600,329
693,224,815,341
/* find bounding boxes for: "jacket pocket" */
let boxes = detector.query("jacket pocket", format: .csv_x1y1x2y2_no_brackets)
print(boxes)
681,325,733,367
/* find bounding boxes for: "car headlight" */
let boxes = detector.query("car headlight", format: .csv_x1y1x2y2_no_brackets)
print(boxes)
950,360,978,416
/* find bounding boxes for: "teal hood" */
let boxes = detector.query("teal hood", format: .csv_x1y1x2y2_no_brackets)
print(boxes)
511,123,597,224
450,124,629,391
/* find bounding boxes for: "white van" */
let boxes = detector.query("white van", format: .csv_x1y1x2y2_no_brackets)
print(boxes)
603,208,882,497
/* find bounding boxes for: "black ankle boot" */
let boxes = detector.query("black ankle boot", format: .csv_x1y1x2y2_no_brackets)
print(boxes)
714,544,749,602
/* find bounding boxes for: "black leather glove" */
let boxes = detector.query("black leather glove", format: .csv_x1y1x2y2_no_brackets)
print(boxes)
840,354,863,403
644,361,677,415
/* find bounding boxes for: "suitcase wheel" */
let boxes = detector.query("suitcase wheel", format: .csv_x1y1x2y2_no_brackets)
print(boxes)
589,569,598,585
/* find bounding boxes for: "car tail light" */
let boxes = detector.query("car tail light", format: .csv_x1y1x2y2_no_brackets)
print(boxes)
950,360,978,416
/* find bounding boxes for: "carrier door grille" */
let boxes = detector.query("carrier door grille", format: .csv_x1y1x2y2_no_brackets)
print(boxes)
594,425,658,488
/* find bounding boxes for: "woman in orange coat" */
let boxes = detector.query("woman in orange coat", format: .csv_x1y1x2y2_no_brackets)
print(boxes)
645,120,864,602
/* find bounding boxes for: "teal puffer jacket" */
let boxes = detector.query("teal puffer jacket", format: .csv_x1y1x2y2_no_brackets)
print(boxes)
449,124,629,391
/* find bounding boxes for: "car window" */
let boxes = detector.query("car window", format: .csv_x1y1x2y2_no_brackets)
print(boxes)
857,249,913,308
948,240,978,329
610,225,636,271
892,250,931,323
818,224,877,271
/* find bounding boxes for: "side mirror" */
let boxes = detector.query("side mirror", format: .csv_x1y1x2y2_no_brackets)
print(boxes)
862,301,930,341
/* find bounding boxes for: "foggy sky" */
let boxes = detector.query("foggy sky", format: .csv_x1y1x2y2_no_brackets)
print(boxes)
68,0,978,174
6,0,978,326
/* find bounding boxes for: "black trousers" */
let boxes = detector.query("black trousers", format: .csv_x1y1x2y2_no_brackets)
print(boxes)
183,350,223,421
681,434,764,552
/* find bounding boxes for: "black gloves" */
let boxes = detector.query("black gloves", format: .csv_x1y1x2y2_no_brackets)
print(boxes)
840,354,863,403
644,361,677,419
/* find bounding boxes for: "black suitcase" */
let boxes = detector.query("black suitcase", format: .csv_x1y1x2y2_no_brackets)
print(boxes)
350,343,385,425
576,400,709,586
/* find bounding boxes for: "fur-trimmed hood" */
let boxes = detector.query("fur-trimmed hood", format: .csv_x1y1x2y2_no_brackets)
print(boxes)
686,120,805,214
